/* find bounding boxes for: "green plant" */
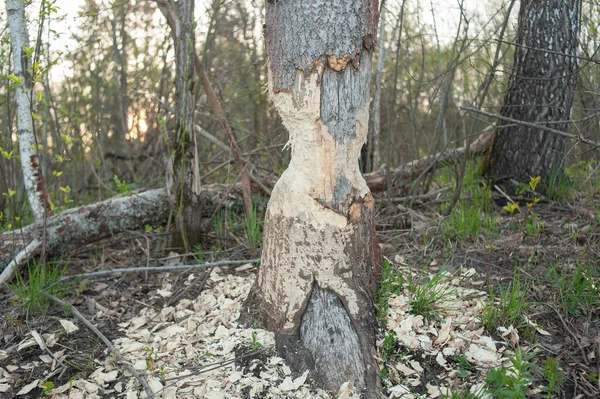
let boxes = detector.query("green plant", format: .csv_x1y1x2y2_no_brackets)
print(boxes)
377,257,404,323
40,381,54,396
244,204,263,249
213,209,227,249
9,261,69,314
250,331,263,351
452,354,474,378
481,268,530,333
485,348,535,399
546,164,572,200
441,176,497,242
113,175,131,194
546,262,599,317
379,332,399,380
193,243,206,263
541,358,565,398
407,268,456,320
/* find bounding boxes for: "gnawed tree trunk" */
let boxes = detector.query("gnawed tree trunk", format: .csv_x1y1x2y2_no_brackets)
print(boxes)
156,0,201,250
6,0,51,223
482,0,582,195
241,1,381,395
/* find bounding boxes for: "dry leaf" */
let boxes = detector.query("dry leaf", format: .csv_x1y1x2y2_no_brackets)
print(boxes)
30,330,46,350
59,319,79,334
16,379,39,395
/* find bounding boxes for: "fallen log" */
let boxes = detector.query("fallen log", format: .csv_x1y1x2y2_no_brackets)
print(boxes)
364,129,493,192
0,184,243,284
1,132,493,284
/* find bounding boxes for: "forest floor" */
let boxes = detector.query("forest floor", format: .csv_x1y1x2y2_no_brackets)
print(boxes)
0,179,599,399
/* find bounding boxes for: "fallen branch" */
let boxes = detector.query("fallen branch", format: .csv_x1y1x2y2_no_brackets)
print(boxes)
43,292,156,399
364,129,494,192
61,258,260,280
0,185,246,284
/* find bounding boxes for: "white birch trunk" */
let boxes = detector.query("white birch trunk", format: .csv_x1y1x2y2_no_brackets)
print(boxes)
6,0,49,223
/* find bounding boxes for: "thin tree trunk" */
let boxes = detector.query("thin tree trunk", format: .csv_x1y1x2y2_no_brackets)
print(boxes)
241,1,381,395
156,0,202,250
6,0,51,223
482,0,582,195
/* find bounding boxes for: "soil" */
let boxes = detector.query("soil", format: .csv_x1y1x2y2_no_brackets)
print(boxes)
0,190,598,398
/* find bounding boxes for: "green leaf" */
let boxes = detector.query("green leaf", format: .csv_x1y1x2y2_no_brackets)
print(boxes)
7,74,23,84
22,46,33,56
503,203,519,214
59,186,71,193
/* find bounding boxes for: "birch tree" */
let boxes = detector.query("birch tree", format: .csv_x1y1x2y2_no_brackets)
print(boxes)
482,0,582,195
242,0,380,394
6,0,50,223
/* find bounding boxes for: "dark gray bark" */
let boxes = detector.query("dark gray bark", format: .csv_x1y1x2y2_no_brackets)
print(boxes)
242,0,381,395
482,0,582,194
156,0,202,249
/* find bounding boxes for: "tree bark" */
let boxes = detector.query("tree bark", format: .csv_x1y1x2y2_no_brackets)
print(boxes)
241,1,381,395
0,184,245,284
6,0,51,223
156,0,202,250
482,0,582,195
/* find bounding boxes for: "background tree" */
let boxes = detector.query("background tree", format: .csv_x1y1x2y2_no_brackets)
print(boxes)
242,0,381,394
482,0,582,195
155,0,201,249
6,0,51,223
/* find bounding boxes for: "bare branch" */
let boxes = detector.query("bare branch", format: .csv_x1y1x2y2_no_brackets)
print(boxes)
460,106,600,148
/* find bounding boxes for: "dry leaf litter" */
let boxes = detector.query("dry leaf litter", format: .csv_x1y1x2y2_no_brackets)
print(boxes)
0,257,545,398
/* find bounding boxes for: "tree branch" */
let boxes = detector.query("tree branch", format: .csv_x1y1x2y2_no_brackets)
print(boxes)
460,106,600,148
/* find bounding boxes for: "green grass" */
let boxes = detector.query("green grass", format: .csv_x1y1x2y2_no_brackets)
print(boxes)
377,257,404,323
446,348,537,399
546,164,572,200
541,358,565,399
407,268,456,320
9,260,69,314
439,162,498,242
244,204,263,249
546,262,599,317
481,268,530,334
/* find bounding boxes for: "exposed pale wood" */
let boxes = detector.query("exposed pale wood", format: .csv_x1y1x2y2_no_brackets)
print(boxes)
43,293,156,399
242,1,381,395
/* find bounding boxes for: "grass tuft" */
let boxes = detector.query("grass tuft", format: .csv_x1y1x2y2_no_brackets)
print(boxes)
481,268,530,334
9,260,69,314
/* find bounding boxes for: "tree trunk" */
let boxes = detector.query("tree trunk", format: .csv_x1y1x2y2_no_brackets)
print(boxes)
482,0,582,195
156,0,202,250
241,1,381,395
6,0,51,223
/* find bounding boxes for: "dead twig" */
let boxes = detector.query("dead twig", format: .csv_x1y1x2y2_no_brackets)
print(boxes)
460,106,600,148
60,258,260,280
42,292,156,399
